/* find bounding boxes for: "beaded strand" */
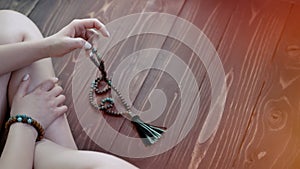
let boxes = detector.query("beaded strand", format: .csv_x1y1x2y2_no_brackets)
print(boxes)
88,48,125,115
87,46,166,145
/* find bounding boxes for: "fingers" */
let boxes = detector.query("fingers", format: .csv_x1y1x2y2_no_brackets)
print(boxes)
54,105,68,116
54,95,66,106
84,29,100,50
82,30,98,50
68,37,94,51
71,18,110,38
15,74,31,98
97,22,110,38
83,29,100,49
48,83,65,106
68,37,86,49
49,85,63,97
39,77,59,91
86,29,99,40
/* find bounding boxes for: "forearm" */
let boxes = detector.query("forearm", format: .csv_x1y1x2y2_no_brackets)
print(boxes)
0,123,37,169
0,39,48,75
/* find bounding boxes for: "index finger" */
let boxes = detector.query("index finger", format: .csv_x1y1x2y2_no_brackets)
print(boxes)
72,18,110,37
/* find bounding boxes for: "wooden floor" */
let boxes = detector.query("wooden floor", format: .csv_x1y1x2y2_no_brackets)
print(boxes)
1,0,300,168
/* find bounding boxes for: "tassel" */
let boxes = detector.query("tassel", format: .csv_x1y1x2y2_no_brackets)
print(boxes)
131,115,166,146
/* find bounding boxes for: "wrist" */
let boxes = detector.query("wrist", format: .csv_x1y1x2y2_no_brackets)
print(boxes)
5,114,45,141
10,123,38,140
24,38,50,60
39,38,51,58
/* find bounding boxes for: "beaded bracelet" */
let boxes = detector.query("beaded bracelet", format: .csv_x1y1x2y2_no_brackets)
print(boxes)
5,114,45,141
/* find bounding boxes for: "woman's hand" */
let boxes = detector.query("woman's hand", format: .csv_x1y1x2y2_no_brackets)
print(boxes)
10,74,67,129
44,18,110,57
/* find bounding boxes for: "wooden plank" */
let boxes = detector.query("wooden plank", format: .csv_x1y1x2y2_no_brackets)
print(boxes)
235,4,300,169
159,0,239,168
0,0,39,16
191,1,292,169
1,0,298,168
28,0,186,167
114,0,239,168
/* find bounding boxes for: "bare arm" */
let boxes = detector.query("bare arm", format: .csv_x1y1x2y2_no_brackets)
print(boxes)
0,40,48,75
0,123,37,169
0,18,110,76
0,75,67,169
0,18,110,169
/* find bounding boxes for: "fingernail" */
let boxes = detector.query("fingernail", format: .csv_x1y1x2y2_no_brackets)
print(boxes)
84,41,92,50
53,77,59,83
101,27,110,37
22,74,30,81
105,30,110,37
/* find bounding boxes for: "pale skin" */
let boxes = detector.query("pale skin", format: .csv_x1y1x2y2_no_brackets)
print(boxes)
0,10,138,169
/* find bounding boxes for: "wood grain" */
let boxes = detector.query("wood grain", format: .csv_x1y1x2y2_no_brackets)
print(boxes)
1,0,300,168
196,1,292,169
237,4,300,169
0,0,39,16
28,0,187,166
125,0,239,168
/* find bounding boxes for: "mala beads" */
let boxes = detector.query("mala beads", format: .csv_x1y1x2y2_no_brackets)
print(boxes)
87,47,166,146
88,48,123,115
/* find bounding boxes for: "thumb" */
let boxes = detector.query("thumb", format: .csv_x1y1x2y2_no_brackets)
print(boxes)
15,74,30,98
68,37,86,50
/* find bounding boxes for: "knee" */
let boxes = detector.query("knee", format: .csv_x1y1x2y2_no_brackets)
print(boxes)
0,10,25,20
0,10,25,17
0,10,42,44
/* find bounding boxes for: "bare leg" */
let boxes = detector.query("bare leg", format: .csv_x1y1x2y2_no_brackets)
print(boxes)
0,10,77,149
34,139,138,169
0,74,10,130
0,9,23,129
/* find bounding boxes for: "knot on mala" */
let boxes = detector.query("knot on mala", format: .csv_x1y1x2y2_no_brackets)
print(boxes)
87,47,166,146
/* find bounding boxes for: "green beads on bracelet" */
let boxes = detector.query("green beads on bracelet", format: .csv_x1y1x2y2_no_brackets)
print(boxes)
27,118,33,124
15,114,33,124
